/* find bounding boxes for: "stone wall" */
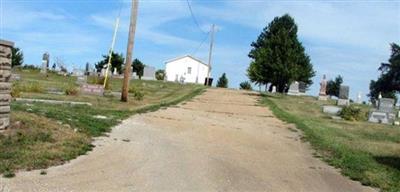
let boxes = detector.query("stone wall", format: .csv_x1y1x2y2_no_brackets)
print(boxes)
0,40,13,131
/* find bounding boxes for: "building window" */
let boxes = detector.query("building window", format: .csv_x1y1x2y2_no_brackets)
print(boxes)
187,67,192,74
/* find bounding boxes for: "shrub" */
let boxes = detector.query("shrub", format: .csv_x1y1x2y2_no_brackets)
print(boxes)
339,105,366,121
129,86,144,101
11,83,21,98
65,86,79,96
239,81,252,90
216,73,228,88
89,76,110,90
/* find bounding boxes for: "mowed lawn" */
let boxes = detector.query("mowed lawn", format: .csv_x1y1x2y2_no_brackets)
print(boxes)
263,94,400,192
0,68,204,177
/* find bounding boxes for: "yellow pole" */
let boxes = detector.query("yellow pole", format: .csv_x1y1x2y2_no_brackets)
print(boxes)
104,17,120,88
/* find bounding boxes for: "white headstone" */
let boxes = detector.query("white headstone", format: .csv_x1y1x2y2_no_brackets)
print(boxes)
142,66,156,80
113,68,117,75
271,86,276,93
287,81,300,96
356,92,362,104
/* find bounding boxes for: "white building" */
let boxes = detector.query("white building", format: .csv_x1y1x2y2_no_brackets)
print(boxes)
165,55,210,84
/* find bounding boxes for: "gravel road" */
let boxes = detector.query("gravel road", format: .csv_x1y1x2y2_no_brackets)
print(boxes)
1,88,376,192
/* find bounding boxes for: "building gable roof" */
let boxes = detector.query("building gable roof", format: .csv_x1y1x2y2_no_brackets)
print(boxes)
165,55,209,67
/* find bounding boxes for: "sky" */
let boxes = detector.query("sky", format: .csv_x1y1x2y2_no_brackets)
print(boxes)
1,0,399,101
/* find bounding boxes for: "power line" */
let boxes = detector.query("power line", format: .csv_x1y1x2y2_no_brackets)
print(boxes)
191,31,210,57
186,0,207,34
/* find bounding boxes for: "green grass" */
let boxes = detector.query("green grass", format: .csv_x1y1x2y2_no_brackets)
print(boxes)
262,94,400,191
0,69,205,177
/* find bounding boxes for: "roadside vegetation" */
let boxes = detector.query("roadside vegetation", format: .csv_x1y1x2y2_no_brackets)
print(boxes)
0,69,204,177
262,94,400,192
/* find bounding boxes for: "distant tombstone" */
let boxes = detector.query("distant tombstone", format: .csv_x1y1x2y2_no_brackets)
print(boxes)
378,98,395,113
142,66,156,80
271,86,276,93
76,75,87,85
397,111,400,118
10,73,21,81
368,98,395,124
113,68,117,76
287,81,300,96
337,85,350,106
131,72,138,80
322,106,342,115
356,92,362,104
318,75,328,100
80,84,104,96
0,40,13,131
72,69,84,77
41,52,49,74
298,81,307,94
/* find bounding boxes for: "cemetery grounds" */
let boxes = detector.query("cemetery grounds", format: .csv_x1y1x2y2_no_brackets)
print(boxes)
263,94,400,192
0,68,204,177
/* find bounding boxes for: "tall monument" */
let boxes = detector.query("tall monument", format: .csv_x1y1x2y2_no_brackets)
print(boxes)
318,74,328,100
41,52,50,74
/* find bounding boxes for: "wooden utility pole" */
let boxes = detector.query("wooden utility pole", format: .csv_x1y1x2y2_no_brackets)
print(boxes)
206,24,215,85
121,0,139,102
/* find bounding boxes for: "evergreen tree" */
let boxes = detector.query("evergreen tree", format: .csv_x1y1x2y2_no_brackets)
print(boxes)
326,75,343,97
95,52,124,74
239,81,252,90
369,43,400,103
11,47,24,67
132,59,145,79
216,73,228,88
247,14,315,92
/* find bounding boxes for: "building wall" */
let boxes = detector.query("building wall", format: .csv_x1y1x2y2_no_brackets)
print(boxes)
165,57,209,84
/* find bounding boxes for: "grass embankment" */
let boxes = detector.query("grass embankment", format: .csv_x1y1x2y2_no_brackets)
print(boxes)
262,94,400,192
0,68,205,177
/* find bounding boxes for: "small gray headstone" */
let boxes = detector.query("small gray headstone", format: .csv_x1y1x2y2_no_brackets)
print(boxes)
287,81,299,96
368,111,391,124
339,85,349,99
378,98,394,113
298,82,307,93
142,66,156,80
76,75,87,85
322,105,342,115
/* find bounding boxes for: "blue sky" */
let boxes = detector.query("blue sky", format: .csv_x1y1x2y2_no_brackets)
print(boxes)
1,0,399,101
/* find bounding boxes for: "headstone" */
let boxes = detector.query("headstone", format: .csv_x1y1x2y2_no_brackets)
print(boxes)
368,111,390,124
131,72,138,79
378,93,382,99
378,98,395,113
113,68,117,76
271,86,276,93
10,73,21,81
337,85,349,106
142,66,156,80
287,81,300,96
298,81,307,95
322,106,342,115
76,75,87,85
72,69,84,76
41,52,49,74
397,111,400,118
80,84,104,96
318,75,328,100
368,98,395,124
356,92,362,104
0,39,13,131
